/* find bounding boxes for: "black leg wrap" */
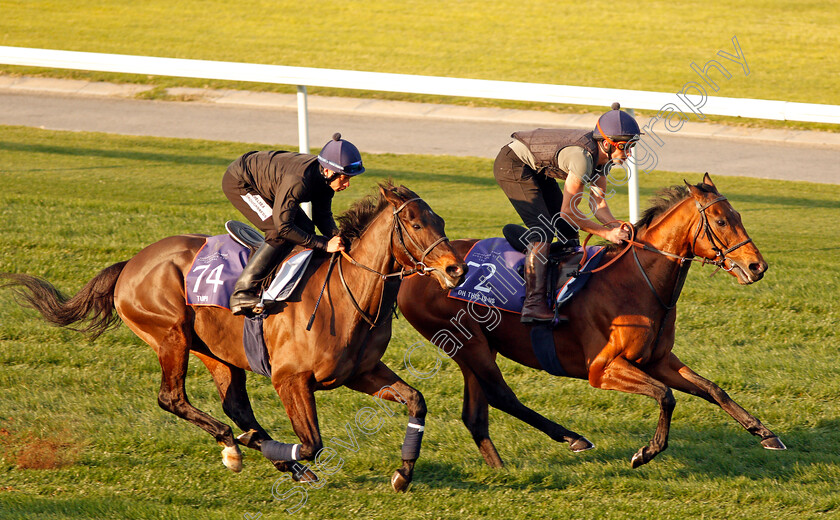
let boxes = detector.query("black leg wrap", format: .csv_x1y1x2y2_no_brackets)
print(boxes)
261,440,302,462
401,416,425,460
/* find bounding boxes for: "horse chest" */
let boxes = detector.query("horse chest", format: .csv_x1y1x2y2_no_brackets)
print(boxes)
602,315,661,363
309,327,390,385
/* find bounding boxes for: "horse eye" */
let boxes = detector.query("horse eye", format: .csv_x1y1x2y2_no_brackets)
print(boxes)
412,223,421,230
716,219,726,227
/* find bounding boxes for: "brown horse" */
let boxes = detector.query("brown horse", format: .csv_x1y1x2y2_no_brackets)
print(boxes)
397,174,785,468
1,182,466,490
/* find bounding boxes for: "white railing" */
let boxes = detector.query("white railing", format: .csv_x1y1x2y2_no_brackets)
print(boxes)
2,46,838,220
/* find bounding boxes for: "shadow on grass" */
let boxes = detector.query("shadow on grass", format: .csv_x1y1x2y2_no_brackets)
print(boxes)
387,421,840,492
728,193,840,210
0,140,230,167
0,494,213,520
371,168,497,188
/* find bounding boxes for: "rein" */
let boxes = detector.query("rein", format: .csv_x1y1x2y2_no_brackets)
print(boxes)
337,251,400,328
309,196,451,330
579,195,752,277
575,194,755,316
576,194,753,350
339,198,448,280
305,254,339,331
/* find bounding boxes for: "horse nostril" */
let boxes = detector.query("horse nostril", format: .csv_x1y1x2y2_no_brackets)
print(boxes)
749,262,766,274
446,264,466,278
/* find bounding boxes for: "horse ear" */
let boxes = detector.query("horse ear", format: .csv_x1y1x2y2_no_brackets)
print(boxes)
684,179,703,199
703,172,717,190
379,184,402,206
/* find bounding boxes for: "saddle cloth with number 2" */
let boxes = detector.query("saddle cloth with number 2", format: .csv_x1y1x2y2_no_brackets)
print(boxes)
446,237,604,314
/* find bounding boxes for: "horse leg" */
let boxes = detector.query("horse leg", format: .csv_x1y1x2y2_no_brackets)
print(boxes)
460,367,504,468
591,356,676,468
344,361,426,492
191,349,272,451
152,324,243,472
650,353,785,450
464,350,594,454
263,372,321,482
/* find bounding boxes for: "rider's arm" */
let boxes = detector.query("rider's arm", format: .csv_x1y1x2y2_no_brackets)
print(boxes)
272,181,330,250
559,167,626,245
588,175,621,228
311,197,340,238
312,199,343,252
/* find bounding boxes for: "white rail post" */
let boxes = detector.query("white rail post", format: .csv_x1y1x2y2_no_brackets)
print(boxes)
297,85,313,217
297,85,310,154
626,108,639,224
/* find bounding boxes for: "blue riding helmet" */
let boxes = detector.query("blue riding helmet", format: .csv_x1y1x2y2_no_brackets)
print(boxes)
594,102,643,143
317,133,365,176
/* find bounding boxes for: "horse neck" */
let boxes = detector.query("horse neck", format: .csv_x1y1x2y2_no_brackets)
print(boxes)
349,207,398,275
637,197,698,259
339,207,399,316
628,197,699,301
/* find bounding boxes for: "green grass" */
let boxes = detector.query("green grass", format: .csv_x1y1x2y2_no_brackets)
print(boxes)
0,125,838,519
1,1,838,131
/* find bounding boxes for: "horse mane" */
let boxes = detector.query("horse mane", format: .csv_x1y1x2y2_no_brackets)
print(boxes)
337,180,417,242
634,185,691,231
634,181,719,231
599,182,714,252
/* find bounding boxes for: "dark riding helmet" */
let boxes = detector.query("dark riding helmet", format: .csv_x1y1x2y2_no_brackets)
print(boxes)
317,133,365,176
594,102,643,143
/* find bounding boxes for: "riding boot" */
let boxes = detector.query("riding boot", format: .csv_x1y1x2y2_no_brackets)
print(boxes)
521,241,557,324
230,242,283,315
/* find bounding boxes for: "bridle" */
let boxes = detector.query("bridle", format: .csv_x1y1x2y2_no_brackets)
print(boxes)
339,197,450,280
582,195,752,274
308,196,451,329
580,194,755,309
690,196,754,271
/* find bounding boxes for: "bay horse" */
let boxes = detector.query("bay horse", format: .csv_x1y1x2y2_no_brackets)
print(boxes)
397,174,785,468
1,182,466,491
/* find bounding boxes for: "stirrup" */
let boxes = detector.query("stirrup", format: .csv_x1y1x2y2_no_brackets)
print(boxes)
230,292,262,316
521,316,554,325
521,311,555,324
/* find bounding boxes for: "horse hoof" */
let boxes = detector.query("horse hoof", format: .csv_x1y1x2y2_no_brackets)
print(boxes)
391,469,410,492
761,436,787,451
221,445,243,473
293,467,319,483
569,437,595,453
236,429,263,450
630,449,646,469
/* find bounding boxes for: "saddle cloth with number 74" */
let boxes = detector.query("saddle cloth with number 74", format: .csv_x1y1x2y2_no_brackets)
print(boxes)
185,234,312,310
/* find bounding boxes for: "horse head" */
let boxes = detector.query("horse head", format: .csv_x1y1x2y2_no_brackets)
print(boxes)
685,173,768,284
379,184,467,289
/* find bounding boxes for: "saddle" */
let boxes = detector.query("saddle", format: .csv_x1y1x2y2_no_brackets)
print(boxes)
224,220,313,302
501,224,584,291
225,220,264,252
223,221,312,378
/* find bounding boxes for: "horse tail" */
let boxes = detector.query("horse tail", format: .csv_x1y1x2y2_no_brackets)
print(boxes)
1,261,129,340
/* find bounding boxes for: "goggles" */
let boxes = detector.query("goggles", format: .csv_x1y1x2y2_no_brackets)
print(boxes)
318,156,364,175
342,161,364,175
596,120,639,151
